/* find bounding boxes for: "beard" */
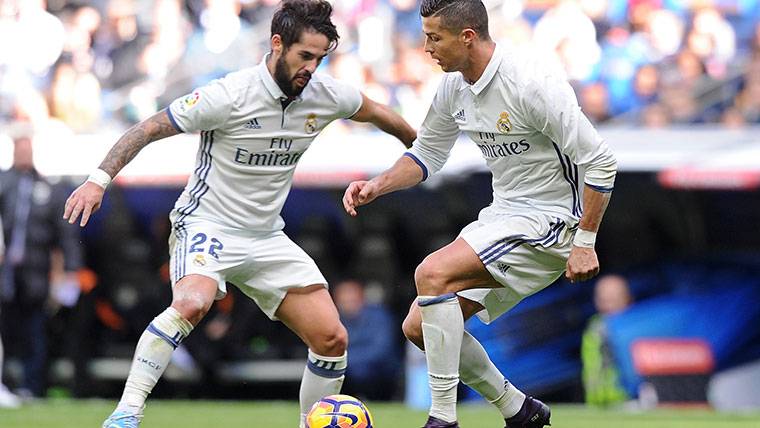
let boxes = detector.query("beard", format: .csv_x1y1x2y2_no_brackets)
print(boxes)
274,53,311,98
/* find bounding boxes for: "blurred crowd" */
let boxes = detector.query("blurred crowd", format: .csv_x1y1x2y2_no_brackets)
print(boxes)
1,0,760,138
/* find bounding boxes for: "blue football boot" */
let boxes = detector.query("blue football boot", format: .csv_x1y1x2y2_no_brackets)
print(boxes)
102,410,143,428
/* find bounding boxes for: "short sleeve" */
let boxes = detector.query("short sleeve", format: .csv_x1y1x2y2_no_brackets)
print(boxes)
167,79,233,133
334,81,363,119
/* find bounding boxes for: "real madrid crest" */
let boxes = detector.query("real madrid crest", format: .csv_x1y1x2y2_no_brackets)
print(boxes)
193,254,207,267
496,111,512,134
305,113,318,133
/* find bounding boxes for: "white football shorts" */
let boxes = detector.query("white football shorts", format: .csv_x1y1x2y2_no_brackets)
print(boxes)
168,220,327,320
457,206,574,324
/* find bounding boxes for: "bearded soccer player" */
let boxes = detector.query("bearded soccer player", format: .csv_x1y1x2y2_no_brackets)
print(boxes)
64,1,415,427
342,0,617,426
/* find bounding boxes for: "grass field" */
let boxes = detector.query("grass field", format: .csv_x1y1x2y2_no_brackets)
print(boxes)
1,400,759,428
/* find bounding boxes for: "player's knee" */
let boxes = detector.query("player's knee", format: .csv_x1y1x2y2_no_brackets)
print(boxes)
171,295,211,325
311,324,348,356
414,257,450,295
402,315,424,350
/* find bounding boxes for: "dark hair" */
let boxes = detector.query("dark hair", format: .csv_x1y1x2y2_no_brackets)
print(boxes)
420,0,490,39
271,0,339,52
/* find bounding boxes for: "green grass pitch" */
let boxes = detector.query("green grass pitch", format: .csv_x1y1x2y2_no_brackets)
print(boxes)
1,400,759,427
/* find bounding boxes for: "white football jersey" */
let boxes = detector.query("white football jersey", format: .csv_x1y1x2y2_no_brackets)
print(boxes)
408,45,617,223
167,56,362,231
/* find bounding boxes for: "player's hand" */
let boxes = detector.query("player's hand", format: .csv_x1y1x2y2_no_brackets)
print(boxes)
342,180,380,216
565,246,600,283
63,181,105,227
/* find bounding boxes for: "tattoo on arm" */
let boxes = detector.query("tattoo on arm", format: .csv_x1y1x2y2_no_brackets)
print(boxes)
99,111,179,177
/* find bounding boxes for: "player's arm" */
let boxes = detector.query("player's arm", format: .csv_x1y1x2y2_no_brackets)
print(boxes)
63,110,179,227
524,73,617,283
343,154,424,216
350,93,416,147
561,112,616,283
565,186,612,282
344,81,459,216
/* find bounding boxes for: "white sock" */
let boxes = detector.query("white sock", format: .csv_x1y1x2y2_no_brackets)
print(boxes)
419,294,463,423
490,381,526,419
299,350,347,428
458,331,525,418
116,307,193,413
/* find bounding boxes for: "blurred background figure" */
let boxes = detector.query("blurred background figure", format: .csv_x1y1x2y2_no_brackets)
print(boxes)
0,212,21,408
0,128,82,399
333,279,400,401
581,274,632,407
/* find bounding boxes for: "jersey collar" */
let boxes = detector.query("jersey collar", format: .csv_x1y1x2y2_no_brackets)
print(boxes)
259,53,287,100
461,44,503,95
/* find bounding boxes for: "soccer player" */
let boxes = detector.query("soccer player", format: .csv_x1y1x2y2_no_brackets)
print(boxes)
342,0,617,426
63,1,415,427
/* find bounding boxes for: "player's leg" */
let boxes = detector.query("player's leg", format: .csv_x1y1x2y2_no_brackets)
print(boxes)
275,285,348,428
0,333,21,408
414,237,504,426
432,214,570,428
237,230,346,427
403,299,527,420
103,274,216,427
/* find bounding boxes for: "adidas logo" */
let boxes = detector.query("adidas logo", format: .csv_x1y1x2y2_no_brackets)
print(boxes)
496,262,511,275
244,118,261,129
453,109,466,121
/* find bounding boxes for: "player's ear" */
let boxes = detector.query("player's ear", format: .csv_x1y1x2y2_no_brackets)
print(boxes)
461,28,477,46
271,34,283,55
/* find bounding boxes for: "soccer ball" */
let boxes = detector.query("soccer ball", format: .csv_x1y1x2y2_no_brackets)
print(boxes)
306,394,374,428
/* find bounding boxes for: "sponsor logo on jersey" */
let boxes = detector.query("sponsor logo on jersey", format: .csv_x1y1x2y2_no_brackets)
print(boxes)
475,132,530,158
453,109,466,122
234,147,304,167
179,91,201,112
305,113,318,133
193,254,207,267
244,118,262,129
496,111,512,133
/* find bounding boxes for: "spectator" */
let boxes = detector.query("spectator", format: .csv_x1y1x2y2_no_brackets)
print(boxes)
333,279,399,400
581,274,632,407
0,126,82,398
0,213,21,408
2,0,759,130
580,82,611,123
720,106,747,128
48,59,102,132
640,102,671,127
632,64,659,108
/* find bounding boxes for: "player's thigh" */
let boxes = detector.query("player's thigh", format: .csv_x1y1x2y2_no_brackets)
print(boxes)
458,213,572,323
402,296,485,343
416,237,503,294
234,231,329,320
169,222,248,302
275,284,346,356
